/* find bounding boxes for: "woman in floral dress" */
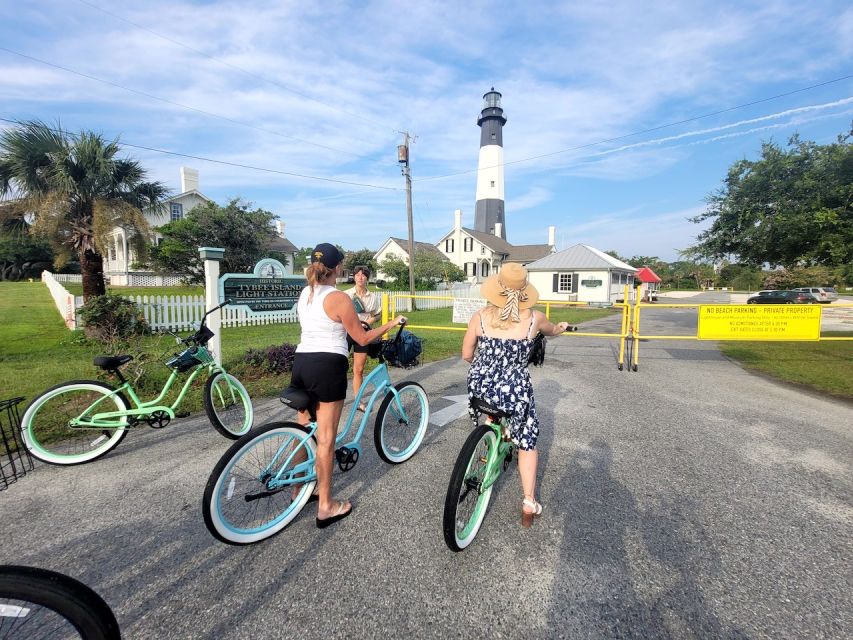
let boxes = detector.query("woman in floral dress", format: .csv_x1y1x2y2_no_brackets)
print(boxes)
462,263,570,526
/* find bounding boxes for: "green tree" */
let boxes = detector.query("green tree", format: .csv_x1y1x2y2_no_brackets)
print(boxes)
150,199,278,283
0,216,53,280
0,121,167,299
344,248,376,273
292,247,312,271
378,252,463,288
687,129,853,268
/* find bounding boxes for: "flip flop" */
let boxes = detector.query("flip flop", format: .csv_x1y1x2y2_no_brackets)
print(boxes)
316,501,353,529
356,403,368,413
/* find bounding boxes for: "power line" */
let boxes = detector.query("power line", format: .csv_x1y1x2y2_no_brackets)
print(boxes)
415,73,853,182
0,116,399,191
0,45,392,162
73,0,401,136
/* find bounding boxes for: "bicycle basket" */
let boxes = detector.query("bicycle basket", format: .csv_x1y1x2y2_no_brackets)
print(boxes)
381,329,422,368
166,346,214,372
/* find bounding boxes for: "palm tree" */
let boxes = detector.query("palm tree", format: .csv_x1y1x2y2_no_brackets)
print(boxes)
0,120,168,299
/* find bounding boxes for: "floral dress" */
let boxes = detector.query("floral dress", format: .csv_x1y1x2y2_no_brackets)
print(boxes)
467,315,539,451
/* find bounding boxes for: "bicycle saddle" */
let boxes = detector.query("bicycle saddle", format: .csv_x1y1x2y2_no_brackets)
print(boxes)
279,386,318,422
93,355,133,370
470,397,509,421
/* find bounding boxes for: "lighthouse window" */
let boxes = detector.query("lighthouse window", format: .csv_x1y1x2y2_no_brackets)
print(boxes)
491,133,496,140
490,181,495,187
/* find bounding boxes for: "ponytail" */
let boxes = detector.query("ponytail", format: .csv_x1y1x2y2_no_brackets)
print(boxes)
305,262,334,303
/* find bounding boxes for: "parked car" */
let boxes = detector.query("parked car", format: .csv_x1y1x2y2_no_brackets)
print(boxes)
794,287,838,303
746,290,814,304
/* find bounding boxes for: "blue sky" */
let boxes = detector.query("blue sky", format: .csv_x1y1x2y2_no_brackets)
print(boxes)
1,0,852,261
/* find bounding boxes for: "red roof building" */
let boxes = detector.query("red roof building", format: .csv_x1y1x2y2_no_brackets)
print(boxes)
635,266,662,283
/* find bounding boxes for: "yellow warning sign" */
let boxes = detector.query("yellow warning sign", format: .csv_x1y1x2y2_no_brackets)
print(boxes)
698,305,821,341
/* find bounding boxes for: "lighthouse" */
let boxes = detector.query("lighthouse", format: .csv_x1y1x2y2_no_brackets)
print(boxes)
474,88,507,239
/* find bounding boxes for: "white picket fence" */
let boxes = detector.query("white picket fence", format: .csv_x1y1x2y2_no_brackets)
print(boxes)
40,273,484,332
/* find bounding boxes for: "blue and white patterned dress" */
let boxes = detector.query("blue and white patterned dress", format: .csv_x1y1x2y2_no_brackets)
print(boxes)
467,314,539,451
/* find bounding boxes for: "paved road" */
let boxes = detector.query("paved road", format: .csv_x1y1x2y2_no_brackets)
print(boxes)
1,311,851,639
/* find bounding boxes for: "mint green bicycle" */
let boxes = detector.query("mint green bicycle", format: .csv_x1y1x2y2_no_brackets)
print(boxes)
20,300,253,466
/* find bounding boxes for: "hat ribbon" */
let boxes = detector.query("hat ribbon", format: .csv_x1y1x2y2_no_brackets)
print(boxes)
498,280,528,322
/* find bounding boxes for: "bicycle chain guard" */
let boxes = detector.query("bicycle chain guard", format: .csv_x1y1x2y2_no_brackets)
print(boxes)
335,446,359,472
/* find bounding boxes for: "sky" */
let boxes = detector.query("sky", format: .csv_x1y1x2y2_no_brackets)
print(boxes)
1,0,852,262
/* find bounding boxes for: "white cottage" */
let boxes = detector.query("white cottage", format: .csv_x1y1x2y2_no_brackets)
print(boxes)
373,237,447,283
525,244,636,304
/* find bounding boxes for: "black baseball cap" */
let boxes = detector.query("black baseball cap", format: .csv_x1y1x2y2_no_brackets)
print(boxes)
311,243,345,269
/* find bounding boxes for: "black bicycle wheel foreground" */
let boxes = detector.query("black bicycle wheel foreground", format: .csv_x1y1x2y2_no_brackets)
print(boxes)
0,565,120,640
203,372,253,439
203,422,318,545
373,382,429,464
20,381,130,466
443,424,497,552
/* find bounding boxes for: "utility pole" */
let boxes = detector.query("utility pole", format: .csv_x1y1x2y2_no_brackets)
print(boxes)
398,132,416,307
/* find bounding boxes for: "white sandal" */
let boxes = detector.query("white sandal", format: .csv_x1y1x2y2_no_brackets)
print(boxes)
521,497,543,527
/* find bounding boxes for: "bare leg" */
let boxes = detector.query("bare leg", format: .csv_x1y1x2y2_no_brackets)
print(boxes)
352,351,367,404
314,399,351,519
518,449,538,509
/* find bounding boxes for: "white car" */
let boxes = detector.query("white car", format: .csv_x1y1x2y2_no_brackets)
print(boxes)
794,287,838,304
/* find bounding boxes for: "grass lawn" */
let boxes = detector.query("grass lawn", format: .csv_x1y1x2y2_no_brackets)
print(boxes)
720,332,853,399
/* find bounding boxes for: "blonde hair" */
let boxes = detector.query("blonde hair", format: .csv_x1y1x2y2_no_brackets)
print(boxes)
482,304,525,331
305,262,335,302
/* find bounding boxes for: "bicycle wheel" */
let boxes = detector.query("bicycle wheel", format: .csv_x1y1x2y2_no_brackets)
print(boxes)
203,421,317,545
20,381,130,466
0,565,121,639
373,381,429,464
203,372,253,439
443,424,498,552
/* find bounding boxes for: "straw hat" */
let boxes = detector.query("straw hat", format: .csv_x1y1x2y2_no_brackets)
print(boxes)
481,263,539,321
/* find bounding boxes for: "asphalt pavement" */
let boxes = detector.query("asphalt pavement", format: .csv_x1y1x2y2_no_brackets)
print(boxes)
1,294,851,639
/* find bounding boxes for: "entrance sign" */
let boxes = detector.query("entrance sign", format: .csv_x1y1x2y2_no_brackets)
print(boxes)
452,298,485,324
581,278,603,287
219,259,306,314
697,305,821,341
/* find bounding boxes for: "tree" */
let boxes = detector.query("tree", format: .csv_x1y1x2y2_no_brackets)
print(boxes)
344,248,376,273
0,121,167,299
687,129,853,269
378,252,464,288
150,199,278,283
0,216,53,280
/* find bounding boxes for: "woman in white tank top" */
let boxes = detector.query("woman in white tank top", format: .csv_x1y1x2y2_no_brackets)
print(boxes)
293,243,405,528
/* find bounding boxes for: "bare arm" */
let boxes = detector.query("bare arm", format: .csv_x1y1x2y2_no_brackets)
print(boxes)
533,310,570,336
326,291,403,345
461,311,482,362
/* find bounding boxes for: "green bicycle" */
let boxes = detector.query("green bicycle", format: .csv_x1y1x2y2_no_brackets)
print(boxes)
443,396,516,552
20,300,253,466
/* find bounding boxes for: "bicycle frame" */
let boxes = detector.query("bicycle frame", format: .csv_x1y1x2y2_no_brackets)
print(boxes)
474,417,514,494
68,361,228,428
261,362,414,491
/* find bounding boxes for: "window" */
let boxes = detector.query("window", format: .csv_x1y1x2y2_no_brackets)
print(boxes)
491,133,496,140
445,238,454,253
481,246,485,254
558,273,572,293
463,237,473,252
170,203,183,221
465,262,477,277
490,180,495,187
481,262,490,277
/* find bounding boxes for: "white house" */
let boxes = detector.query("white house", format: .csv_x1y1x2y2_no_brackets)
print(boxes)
268,221,299,275
373,237,447,282
104,167,211,284
435,209,554,283
525,244,636,304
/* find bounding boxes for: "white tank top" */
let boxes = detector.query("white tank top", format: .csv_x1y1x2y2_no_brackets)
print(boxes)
296,285,348,357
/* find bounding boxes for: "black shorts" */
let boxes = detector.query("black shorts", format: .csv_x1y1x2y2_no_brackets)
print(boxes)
291,352,349,402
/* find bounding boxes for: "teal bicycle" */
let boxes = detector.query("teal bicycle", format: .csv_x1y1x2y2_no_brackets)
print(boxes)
203,322,429,545
443,397,516,551
20,300,253,466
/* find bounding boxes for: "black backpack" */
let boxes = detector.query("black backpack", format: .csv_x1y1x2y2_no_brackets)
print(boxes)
381,329,422,368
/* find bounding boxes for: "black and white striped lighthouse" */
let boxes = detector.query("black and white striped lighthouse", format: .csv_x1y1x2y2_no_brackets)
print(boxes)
474,88,508,239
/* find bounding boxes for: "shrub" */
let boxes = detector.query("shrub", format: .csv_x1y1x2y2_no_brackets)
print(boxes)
239,342,297,375
78,295,149,344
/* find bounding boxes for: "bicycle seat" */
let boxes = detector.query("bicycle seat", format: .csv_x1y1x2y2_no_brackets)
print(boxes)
280,386,317,421
470,397,509,421
93,355,133,370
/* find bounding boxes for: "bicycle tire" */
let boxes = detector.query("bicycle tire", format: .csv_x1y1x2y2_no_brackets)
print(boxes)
20,381,130,466
202,421,317,545
203,372,253,439
373,381,429,464
0,565,120,639
442,424,498,552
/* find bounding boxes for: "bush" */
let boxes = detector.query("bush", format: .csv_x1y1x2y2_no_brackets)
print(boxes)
240,342,297,375
78,295,149,344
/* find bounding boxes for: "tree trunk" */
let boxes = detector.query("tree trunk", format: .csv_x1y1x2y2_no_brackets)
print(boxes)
80,248,107,300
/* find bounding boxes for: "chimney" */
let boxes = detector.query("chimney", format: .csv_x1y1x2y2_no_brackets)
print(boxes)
548,226,555,247
494,222,502,238
180,167,199,193
454,209,462,230
275,220,285,237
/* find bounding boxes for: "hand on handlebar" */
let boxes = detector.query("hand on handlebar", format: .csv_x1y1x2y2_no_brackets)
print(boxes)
394,315,407,326
558,322,578,333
